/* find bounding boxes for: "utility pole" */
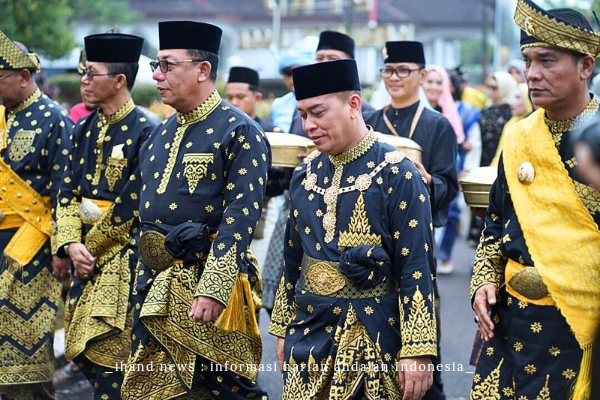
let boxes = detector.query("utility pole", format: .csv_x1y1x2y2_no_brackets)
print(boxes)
481,0,491,80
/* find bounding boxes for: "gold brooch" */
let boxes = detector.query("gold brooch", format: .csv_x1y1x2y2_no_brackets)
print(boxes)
524,16,535,36
518,162,535,184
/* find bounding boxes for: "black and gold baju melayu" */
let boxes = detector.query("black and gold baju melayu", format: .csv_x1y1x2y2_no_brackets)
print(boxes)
121,91,270,399
470,98,600,399
364,101,458,227
0,89,72,398
56,99,156,398
269,130,437,399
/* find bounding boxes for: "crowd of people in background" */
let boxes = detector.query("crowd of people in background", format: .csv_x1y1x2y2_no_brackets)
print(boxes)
1,0,600,398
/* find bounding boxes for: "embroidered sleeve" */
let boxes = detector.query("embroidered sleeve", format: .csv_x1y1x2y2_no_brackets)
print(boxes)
195,122,271,304
269,198,303,338
470,164,507,300
49,110,74,253
56,126,82,252
390,159,437,358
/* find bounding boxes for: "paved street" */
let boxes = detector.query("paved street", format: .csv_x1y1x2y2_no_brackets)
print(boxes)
55,197,479,399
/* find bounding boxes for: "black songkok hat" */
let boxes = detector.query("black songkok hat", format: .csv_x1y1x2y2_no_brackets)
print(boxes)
383,41,426,64
317,30,355,59
228,66,260,89
515,0,600,57
293,59,361,101
158,21,222,55
84,33,144,63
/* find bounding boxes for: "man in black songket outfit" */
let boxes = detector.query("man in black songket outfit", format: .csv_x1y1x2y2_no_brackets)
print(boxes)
121,21,270,399
470,0,600,398
226,66,280,133
364,40,458,400
0,30,72,400
56,32,156,399
364,41,457,229
269,59,437,400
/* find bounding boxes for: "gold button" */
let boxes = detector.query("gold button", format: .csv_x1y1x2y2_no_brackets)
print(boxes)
16,193,22,198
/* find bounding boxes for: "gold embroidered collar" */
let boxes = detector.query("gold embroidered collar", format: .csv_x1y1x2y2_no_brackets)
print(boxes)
98,98,135,126
544,96,598,136
329,128,377,166
176,90,221,125
9,88,41,114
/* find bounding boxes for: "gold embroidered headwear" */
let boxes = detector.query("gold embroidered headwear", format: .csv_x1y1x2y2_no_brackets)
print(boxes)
515,0,600,57
0,30,41,73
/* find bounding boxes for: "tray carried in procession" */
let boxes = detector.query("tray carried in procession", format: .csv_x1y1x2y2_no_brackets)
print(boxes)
374,132,422,163
265,132,316,168
266,131,423,167
459,166,498,209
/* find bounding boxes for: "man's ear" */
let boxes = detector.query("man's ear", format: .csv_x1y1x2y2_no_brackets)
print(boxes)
198,61,212,82
580,55,595,82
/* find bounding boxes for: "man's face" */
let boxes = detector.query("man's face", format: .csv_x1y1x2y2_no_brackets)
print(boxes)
0,70,21,109
153,49,203,112
383,62,424,103
523,46,587,112
316,49,350,63
225,82,260,117
298,92,356,155
81,61,117,106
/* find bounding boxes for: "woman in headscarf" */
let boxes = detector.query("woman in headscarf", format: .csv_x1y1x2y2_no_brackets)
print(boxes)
491,83,533,166
467,71,517,244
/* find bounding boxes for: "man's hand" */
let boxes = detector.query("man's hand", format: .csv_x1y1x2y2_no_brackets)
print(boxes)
189,295,225,323
52,255,70,282
412,160,432,187
473,284,497,341
398,357,433,400
276,337,285,371
68,243,96,279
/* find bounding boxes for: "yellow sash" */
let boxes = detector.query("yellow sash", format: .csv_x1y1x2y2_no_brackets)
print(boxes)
503,109,600,399
0,111,52,266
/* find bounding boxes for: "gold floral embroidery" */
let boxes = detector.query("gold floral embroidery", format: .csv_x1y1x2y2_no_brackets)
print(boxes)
157,92,220,194
471,238,506,298
105,157,127,192
181,153,214,194
399,285,436,357
470,358,503,399
338,193,382,249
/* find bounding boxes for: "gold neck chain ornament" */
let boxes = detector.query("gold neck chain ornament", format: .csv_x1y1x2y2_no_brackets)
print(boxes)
544,96,599,146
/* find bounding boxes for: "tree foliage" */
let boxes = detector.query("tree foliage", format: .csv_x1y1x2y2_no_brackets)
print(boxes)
0,0,138,59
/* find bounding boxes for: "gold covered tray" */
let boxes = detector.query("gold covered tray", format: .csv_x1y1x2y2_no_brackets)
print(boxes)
374,132,422,162
266,132,316,168
459,166,498,208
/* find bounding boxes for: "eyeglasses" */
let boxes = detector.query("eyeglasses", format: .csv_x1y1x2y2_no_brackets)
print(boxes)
149,59,203,73
81,68,116,81
380,67,422,78
0,72,17,82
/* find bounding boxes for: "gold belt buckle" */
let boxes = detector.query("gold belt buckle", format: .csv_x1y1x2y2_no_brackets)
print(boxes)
138,230,175,271
306,262,346,296
508,267,549,300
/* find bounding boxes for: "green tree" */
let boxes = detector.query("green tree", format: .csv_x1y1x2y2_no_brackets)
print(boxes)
0,0,137,59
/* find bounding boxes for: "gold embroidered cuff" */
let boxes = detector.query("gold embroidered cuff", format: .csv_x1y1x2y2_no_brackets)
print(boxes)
268,322,288,338
194,242,238,305
56,201,82,249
